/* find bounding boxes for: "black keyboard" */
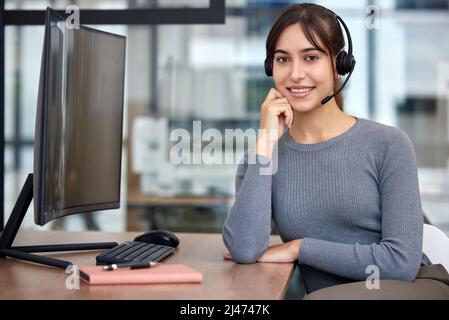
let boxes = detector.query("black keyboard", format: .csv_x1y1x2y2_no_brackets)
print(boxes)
96,241,176,265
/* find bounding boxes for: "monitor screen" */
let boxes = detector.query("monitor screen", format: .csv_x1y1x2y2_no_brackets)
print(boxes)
34,8,126,226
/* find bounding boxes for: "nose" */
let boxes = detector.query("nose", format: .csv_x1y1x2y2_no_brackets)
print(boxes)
289,59,306,81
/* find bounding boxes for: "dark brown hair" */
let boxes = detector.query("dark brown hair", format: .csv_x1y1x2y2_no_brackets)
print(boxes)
266,3,345,110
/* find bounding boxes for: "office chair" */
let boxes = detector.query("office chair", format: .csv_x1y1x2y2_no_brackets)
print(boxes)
423,223,449,271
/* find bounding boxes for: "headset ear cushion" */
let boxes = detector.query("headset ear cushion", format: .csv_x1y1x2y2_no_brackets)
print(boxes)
336,51,355,76
336,51,348,75
264,58,273,77
346,54,355,72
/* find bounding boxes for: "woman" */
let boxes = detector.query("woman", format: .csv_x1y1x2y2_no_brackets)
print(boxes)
222,3,449,299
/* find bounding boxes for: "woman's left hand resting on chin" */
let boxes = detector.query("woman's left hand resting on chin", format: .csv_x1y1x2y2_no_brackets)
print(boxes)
223,239,302,263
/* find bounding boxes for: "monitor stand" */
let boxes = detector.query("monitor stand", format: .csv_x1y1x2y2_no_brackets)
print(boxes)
0,173,119,269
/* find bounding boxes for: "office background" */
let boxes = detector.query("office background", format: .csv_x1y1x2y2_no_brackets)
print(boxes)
2,0,449,236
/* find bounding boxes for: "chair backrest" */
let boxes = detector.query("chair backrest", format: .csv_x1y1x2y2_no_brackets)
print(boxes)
422,223,449,271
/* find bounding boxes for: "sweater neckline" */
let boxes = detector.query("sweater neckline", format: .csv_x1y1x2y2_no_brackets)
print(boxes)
283,117,361,151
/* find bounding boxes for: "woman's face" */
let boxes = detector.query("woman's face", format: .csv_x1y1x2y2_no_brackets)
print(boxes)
272,23,337,113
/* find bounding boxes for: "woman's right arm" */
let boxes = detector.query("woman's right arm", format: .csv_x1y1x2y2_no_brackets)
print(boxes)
222,88,293,263
222,151,273,263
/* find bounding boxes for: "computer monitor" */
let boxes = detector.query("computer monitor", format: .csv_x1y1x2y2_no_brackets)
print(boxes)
0,7,126,269
34,8,126,226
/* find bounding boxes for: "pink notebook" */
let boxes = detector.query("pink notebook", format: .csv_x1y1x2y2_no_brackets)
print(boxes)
79,264,203,285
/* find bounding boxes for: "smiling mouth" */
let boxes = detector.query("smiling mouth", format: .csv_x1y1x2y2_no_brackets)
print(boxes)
287,87,315,98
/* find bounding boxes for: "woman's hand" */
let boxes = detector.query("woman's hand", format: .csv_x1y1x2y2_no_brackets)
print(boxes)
257,239,302,263
223,239,302,263
255,88,294,158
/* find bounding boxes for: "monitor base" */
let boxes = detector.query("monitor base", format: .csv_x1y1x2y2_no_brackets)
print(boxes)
0,173,118,270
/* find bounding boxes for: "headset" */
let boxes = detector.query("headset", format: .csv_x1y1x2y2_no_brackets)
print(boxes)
264,10,356,105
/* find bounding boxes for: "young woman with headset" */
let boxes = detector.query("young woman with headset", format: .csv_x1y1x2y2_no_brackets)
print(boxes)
222,3,449,299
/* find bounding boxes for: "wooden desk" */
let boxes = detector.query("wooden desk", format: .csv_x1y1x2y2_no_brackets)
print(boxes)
0,231,295,300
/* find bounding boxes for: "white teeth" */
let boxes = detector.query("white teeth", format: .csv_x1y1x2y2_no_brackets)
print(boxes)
290,88,313,93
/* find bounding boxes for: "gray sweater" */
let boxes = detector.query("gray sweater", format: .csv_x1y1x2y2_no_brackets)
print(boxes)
223,118,431,293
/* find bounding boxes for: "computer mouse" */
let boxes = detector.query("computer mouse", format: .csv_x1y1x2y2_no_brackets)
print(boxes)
134,230,180,248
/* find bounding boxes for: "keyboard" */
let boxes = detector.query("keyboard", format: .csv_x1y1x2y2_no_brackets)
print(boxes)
96,241,176,265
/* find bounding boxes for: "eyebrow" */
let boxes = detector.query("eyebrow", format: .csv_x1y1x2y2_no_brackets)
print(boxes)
274,47,325,55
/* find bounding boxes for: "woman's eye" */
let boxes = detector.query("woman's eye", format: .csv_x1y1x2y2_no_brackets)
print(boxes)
275,57,289,63
305,56,318,62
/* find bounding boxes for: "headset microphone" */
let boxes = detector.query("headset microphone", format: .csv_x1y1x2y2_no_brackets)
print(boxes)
320,63,354,105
